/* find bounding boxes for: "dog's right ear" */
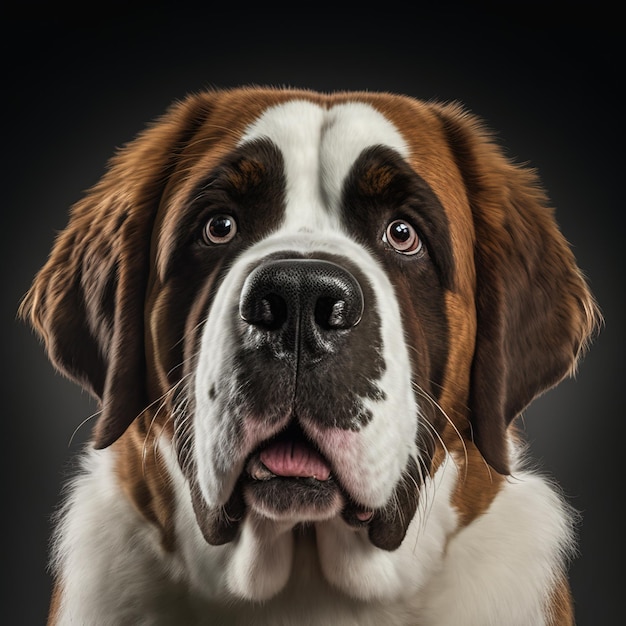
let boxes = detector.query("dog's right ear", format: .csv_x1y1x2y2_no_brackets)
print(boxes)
18,94,214,448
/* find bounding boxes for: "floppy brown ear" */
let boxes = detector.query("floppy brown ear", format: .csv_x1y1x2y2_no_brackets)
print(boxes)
436,104,601,474
19,95,212,448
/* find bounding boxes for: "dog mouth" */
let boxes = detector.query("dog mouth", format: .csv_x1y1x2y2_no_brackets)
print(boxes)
242,422,374,525
191,421,420,551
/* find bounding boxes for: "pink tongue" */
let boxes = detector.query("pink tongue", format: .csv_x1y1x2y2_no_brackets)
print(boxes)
260,440,331,480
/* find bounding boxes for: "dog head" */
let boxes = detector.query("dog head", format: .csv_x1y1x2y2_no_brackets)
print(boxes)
21,87,599,553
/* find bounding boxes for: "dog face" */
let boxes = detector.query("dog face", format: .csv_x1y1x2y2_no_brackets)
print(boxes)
174,100,451,550
21,88,598,571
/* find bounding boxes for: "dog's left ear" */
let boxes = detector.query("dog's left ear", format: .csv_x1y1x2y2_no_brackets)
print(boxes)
19,95,214,448
436,104,602,474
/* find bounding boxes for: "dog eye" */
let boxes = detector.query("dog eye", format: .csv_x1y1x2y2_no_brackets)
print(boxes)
203,214,238,245
383,219,423,255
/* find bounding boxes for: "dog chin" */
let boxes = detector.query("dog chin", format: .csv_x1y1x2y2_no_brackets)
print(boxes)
242,473,345,523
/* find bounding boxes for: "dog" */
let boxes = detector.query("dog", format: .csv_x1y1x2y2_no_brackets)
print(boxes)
21,87,600,625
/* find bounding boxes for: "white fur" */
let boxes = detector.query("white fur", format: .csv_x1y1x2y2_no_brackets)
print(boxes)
51,441,573,624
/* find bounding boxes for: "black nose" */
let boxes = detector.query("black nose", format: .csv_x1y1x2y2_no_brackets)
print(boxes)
239,259,364,361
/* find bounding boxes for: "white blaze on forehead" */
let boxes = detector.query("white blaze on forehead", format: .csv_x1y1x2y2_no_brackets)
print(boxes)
239,100,409,228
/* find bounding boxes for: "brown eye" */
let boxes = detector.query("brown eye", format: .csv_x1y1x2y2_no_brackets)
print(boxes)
203,214,237,244
383,219,423,255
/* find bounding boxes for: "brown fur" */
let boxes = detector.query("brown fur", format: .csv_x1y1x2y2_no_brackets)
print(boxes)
547,575,576,626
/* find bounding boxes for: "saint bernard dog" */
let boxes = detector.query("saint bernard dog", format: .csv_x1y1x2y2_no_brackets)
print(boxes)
21,87,600,625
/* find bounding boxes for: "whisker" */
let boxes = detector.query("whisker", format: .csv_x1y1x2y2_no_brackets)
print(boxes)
68,408,102,447
412,382,468,483
141,377,189,475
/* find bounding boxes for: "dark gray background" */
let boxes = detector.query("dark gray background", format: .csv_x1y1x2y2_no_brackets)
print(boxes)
3,6,622,624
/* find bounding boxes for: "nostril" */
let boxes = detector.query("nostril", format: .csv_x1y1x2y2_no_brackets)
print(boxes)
241,292,288,330
315,297,350,330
